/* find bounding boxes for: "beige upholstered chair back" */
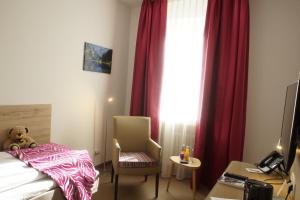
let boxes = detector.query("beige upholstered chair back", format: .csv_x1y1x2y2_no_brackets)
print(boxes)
113,116,150,152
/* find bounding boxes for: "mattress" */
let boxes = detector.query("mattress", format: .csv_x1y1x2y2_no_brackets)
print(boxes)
0,177,57,200
0,152,99,200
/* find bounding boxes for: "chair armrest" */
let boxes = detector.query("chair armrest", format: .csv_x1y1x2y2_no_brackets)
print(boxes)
146,139,161,161
112,138,121,169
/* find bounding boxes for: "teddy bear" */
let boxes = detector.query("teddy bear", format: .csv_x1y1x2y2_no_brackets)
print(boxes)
3,126,37,150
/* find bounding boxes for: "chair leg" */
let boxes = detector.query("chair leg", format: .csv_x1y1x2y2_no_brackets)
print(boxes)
144,175,148,182
114,175,119,200
111,166,114,183
155,173,159,198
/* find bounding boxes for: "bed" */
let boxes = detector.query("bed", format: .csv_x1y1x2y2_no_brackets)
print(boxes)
0,104,99,200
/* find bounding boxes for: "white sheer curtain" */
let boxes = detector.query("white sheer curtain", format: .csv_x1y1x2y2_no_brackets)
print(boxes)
159,0,207,179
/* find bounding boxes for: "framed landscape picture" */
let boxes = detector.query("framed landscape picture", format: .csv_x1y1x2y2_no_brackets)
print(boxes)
83,42,113,74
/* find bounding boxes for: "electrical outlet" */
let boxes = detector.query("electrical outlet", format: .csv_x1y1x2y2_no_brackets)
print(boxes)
94,150,100,155
290,172,296,198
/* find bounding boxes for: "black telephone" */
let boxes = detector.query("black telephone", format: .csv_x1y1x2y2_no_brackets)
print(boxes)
256,151,283,173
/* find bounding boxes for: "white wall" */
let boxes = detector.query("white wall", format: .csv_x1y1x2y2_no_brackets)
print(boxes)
0,0,130,165
243,0,300,163
244,1,300,198
124,5,141,114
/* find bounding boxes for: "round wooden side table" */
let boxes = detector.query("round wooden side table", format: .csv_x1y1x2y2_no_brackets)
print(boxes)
166,156,201,199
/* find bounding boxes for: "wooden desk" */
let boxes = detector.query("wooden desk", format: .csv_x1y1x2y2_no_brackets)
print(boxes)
206,161,292,200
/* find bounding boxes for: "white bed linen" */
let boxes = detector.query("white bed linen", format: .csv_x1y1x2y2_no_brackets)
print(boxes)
0,177,57,200
0,152,48,193
0,152,100,199
0,171,100,200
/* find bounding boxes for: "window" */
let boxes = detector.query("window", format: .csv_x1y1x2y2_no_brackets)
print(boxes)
159,0,207,123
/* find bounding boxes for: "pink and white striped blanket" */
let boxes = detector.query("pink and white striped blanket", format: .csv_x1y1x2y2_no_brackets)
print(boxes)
8,143,96,200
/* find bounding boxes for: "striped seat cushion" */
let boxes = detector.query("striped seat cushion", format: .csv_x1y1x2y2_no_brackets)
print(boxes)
118,152,157,168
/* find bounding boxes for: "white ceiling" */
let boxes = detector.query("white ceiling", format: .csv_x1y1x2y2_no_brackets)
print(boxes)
120,0,142,6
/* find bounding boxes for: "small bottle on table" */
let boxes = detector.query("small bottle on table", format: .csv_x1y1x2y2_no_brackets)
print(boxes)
180,144,185,161
184,146,190,163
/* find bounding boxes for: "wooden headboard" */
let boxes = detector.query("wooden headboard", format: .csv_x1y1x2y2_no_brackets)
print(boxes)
0,104,51,151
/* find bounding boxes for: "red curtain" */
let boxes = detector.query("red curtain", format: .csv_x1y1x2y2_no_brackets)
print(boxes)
130,0,167,142
194,0,250,188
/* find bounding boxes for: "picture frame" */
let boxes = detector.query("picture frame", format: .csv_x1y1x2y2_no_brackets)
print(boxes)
83,42,113,74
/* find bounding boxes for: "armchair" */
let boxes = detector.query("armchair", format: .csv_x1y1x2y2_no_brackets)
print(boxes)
111,116,161,200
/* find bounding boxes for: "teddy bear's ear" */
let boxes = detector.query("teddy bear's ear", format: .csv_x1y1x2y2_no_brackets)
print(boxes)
9,128,14,135
25,128,29,133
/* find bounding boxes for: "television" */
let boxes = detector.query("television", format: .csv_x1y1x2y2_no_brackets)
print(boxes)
280,79,300,172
